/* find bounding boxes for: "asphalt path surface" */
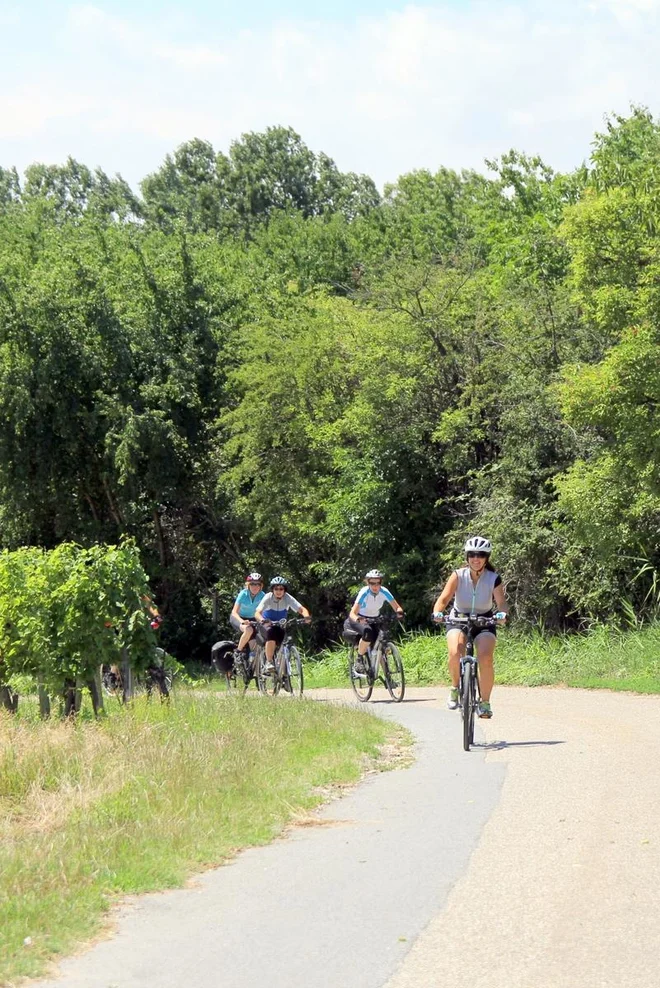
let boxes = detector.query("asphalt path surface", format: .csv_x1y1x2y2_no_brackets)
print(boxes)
33,686,660,988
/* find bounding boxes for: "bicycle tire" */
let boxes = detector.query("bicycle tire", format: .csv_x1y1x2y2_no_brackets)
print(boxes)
288,644,304,697
348,646,373,702
232,650,253,693
382,642,405,702
257,648,280,696
462,661,475,752
241,656,255,692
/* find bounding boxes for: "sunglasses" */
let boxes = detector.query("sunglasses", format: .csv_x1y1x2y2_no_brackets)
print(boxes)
467,552,488,559
367,580,382,586
248,582,262,587
272,585,286,591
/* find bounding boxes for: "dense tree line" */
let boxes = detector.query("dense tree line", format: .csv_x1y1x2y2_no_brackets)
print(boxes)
0,115,658,656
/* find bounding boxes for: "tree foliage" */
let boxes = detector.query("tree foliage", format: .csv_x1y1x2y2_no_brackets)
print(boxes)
1,113,659,650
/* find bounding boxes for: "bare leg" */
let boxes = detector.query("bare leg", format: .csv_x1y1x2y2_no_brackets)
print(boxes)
446,629,467,688
475,633,496,701
237,626,254,651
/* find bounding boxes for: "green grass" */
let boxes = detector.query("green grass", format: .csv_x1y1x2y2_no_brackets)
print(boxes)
304,623,660,694
0,693,400,984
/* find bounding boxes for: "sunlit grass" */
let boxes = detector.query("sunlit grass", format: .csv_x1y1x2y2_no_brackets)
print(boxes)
0,693,397,983
304,624,660,693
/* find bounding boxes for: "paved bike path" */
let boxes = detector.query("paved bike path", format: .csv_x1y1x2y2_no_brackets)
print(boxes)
34,693,505,988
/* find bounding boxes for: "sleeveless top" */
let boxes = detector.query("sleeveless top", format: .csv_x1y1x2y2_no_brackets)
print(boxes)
452,567,500,616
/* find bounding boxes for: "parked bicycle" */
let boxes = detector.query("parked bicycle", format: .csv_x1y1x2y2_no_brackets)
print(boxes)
101,647,172,701
257,617,307,697
436,615,494,751
347,614,405,703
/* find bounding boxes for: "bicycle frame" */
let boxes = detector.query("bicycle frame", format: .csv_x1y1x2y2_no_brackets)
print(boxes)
348,613,405,702
259,617,308,696
437,614,495,750
362,616,399,682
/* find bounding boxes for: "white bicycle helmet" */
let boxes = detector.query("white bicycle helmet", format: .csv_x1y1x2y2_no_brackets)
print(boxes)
464,536,492,554
365,568,384,579
246,572,262,582
270,575,288,588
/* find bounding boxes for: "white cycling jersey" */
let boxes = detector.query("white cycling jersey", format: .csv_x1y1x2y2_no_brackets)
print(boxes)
353,586,395,618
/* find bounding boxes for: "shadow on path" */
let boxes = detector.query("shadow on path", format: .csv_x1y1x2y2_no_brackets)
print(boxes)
477,739,566,750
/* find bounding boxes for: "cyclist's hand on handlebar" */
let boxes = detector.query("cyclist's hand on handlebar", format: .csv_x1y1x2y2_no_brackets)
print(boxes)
395,608,404,619
495,611,507,624
432,611,444,623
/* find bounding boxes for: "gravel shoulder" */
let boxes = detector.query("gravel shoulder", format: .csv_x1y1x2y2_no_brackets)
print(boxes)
385,686,660,988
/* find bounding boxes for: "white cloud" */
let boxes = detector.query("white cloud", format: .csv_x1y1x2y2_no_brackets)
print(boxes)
2,1,660,188
0,85,94,140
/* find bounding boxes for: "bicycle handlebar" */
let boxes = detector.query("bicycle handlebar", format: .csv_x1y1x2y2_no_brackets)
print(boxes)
361,612,403,626
266,616,312,628
433,614,502,627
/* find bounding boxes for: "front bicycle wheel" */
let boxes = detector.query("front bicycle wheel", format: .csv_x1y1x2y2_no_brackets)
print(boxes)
381,642,405,702
348,646,373,702
288,644,304,697
256,648,280,696
462,662,475,751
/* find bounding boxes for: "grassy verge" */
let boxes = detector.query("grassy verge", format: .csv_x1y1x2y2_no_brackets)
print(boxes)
0,693,402,984
304,623,660,693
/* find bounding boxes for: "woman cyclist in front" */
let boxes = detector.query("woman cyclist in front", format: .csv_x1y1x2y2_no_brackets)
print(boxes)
432,536,508,719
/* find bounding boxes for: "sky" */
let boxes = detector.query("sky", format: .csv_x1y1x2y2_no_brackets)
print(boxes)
2,0,660,191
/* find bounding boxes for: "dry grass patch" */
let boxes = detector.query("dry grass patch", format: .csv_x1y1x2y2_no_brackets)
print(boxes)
0,693,402,984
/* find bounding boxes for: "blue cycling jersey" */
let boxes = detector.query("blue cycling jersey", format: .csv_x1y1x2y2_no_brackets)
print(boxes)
233,588,265,619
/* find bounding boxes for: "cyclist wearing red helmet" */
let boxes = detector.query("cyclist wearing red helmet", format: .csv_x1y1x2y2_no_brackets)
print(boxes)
230,572,265,654
432,537,508,718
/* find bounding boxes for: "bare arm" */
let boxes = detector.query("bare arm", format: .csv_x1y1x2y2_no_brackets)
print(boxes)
493,583,508,616
433,572,458,613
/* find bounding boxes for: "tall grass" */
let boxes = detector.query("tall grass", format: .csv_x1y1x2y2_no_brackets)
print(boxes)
305,623,660,693
0,693,397,984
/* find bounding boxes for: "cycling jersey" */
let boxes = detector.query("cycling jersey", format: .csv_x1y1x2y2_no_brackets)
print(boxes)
353,586,395,618
259,591,304,623
452,568,501,615
233,588,265,619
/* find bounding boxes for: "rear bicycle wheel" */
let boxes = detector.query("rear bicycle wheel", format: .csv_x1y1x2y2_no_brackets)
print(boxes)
462,662,475,752
348,646,373,702
288,644,304,697
382,642,405,702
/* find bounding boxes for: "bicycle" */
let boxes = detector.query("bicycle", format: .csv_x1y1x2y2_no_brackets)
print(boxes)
436,614,496,751
226,622,262,693
101,648,173,701
257,618,308,697
347,614,405,703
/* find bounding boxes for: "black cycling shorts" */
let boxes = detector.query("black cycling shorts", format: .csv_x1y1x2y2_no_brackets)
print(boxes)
445,615,497,639
260,623,285,645
343,617,377,644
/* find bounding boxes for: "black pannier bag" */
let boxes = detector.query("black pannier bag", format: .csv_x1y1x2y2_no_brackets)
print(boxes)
341,618,360,646
211,640,235,674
